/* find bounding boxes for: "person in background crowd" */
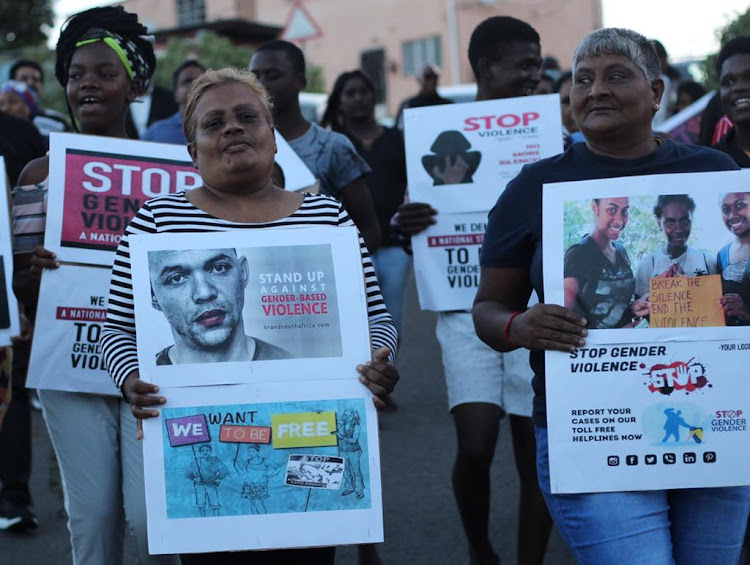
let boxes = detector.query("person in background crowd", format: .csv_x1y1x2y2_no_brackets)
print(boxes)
651,39,680,125
12,7,180,564
714,35,750,167
534,72,555,95
397,16,552,565
0,111,45,187
321,70,409,333
100,66,399,565
250,40,381,252
395,63,453,130
126,78,178,139
673,80,707,115
0,81,38,122
0,95,45,534
473,27,748,564
143,59,206,144
541,54,561,82
713,35,750,560
9,59,72,138
554,70,584,147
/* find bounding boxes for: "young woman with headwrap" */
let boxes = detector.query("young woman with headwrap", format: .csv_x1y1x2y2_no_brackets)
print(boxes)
11,7,179,565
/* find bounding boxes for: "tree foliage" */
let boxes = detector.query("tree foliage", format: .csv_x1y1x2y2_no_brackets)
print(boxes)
0,0,53,49
152,31,255,89
153,31,326,93
702,6,750,89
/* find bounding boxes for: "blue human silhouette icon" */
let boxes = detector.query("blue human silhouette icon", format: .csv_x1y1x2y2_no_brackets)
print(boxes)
662,408,695,442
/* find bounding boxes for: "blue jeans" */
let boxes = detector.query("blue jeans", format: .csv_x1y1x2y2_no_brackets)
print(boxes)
535,426,749,564
370,245,411,333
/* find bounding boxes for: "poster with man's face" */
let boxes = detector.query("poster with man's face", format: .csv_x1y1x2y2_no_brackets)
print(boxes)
403,94,563,214
130,227,369,388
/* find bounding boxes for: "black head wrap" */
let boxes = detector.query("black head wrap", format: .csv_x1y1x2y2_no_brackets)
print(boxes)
55,6,155,93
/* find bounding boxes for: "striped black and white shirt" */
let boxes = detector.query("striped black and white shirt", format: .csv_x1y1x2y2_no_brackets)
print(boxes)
101,192,398,391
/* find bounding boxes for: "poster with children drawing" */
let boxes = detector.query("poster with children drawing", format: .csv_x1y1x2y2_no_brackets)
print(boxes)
142,379,382,554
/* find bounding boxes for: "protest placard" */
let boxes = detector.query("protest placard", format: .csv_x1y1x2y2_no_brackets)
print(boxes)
26,265,118,395
142,376,382,553
274,130,317,192
649,275,725,329
544,340,750,493
0,159,20,345
44,133,201,266
129,226,371,387
403,94,563,214
543,169,750,344
657,91,713,145
411,211,486,311
542,169,750,492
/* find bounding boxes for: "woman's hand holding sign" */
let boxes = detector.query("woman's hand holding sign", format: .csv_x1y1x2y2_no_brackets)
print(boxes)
357,347,399,410
122,370,166,439
508,304,588,353
30,246,60,278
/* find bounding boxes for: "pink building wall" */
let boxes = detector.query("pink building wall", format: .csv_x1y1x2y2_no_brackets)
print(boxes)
119,0,602,114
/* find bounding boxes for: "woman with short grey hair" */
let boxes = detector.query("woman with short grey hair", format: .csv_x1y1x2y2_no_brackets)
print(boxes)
474,28,749,564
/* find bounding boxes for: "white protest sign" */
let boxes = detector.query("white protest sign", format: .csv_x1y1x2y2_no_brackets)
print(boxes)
129,226,371,388
0,159,19,345
45,133,200,266
26,265,118,395
412,212,486,311
404,94,563,214
274,130,317,192
542,169,750,492
545,341,750,493
658,91,713,145
142,379,381,554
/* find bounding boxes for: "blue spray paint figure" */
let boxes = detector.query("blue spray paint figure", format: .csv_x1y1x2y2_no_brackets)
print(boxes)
662,409,694,442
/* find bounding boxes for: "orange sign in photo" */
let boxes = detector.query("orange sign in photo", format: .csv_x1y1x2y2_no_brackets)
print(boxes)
649,275,725,328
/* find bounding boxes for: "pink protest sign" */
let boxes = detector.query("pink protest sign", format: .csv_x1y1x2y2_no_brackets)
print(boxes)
165,414,211,447
45,133,201,266
61,150,201,252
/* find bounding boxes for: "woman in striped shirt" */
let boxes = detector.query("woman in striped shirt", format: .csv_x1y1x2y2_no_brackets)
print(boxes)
99,67,399,564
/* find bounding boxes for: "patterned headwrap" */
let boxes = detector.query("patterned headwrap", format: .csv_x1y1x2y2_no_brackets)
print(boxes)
74,28,154,91
0,80,39,119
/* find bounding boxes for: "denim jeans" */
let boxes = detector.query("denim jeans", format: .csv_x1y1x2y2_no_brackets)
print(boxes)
370,245,411,333
535,426,750,564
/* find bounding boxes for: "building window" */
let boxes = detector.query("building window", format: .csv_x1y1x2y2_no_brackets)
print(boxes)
402,36,442,77
176,0,205,27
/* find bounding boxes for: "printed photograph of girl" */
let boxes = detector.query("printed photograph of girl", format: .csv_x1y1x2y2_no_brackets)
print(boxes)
563,197,646,329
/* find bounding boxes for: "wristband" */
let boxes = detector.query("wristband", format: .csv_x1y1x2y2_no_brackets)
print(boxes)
503,310,524,348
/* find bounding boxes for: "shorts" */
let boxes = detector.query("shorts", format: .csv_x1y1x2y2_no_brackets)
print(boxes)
436,310,533,416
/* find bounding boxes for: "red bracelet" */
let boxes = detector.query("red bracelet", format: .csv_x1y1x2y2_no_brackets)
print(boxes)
503,310,524,348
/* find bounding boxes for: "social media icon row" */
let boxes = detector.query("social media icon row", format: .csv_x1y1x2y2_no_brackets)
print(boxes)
607,452,716,466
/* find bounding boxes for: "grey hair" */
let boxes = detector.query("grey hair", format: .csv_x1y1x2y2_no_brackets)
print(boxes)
572,28,660,83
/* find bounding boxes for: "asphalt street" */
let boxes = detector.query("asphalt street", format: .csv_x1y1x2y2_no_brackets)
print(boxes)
1,270,576,565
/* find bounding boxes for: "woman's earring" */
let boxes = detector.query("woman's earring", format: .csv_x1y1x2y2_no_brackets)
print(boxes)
654,103,660,112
